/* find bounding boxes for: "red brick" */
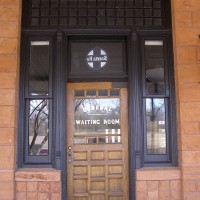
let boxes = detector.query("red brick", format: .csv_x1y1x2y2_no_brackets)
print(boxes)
182,167,200,180
192,12,200,26
38,192,49,200
175,28,198,46
159,181,170,191
38,182,50,192
147,191,159,200
0,89,15,105
147,181,158,191
182,151,200,166
136,181,147,192
0,146,14,169
174,11,192,27
174,0,200,11
184,192,200,200
0,38,18,54
16,192,26,200
180,102,200,122
183,180,197,192
182,135,200,150
15,168,61,182
177,47,197,65
136,168,181,181
0,0,20,4
0,106,15,127
0,128,14,145
171,191,181,200
0,170,13,181
170,180,181,191
0,182,14,199
177,65,200,83
0,54,17,72
179,122,200,135
16,181,27,192
136,191,147,200
0,22,19,37
50,193,61,200
179,83,200,102
0,72,16,89
159,191,171,200
173,0,192,11
27,192,37,200
49,181,61,193
0,4,20,21
27,182,37,192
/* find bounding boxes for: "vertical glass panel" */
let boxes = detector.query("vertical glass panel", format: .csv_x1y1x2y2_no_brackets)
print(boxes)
145,40,165,94
29,41,50,96
29,99,49,156
146,98,166,154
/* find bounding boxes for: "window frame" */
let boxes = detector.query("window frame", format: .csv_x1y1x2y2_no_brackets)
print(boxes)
139,32,178,166
18,33,55,166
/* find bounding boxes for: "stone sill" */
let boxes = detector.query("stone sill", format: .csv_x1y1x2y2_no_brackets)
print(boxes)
15,168,61,182
136,167,181,181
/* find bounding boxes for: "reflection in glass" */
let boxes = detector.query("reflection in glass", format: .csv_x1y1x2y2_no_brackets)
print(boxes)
110,89,120,96
75,90,85,97
29,41,50,95
145,40,165,94
146,98,166,154
86,90,96,97
98,90,108,96
29,99,49,155
74,98,121,144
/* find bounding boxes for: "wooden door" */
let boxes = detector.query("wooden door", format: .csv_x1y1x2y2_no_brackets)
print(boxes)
67,82,129,200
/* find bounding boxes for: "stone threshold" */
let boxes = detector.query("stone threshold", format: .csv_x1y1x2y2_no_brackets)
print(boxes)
15,168,61,182
136,167,181,181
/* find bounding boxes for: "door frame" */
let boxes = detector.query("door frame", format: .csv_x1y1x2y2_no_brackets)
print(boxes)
58,29,137,200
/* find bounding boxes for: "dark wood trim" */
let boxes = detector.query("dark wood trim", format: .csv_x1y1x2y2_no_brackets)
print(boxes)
128,32,137,200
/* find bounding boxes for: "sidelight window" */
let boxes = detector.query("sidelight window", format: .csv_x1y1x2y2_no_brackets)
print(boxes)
21,38,53,164
142,37,177,165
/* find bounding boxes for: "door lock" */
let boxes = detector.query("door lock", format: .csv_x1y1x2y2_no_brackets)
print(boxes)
68,146,72,164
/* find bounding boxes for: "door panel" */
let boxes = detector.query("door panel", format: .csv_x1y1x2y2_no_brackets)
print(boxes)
67,82,128,200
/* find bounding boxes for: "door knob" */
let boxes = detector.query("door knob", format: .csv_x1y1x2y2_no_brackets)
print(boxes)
68,146,72,164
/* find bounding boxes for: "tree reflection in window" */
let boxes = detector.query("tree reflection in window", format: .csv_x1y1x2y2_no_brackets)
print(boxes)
146,98,166,154
74,98,121,144
29,99,49,155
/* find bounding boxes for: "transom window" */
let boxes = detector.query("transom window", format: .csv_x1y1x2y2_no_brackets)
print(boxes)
23,0,167,27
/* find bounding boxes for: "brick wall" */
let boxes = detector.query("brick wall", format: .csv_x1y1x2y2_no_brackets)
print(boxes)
15,169,61,200
172,0,200,199
136,168,181,200
0,0,21,199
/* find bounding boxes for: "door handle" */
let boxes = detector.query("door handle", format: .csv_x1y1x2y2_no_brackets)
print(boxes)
68,146,72,164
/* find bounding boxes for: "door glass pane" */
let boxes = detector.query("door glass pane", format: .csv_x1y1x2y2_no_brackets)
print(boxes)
146,98,166,154
74,98,120,144
29,41,50,96
144,40,165,95
29,99,49,155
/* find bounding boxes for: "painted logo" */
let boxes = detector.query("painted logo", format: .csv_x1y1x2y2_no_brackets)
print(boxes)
86,47,108,70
